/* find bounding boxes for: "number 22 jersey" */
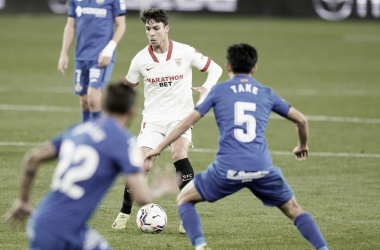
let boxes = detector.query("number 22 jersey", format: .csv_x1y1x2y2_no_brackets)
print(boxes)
30,117,143,240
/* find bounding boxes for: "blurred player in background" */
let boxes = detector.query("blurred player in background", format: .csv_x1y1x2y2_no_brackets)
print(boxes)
112,8,222,233
4,83,178,250
58,0,126,122
145,43,329,250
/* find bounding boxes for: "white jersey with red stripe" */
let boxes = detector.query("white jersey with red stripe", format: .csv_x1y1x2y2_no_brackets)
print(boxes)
125,40,212,122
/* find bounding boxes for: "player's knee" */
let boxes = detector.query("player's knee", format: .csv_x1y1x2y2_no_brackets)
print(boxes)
280,197,304,220
87,96,100,110
80,97,89,111
171,148,187,162
176,193,185,206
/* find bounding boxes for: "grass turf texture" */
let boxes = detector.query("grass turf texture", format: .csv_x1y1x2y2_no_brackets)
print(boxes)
0,14,380,249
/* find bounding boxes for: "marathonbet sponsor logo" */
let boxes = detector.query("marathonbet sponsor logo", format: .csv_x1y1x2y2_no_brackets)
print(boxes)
146,74,183,83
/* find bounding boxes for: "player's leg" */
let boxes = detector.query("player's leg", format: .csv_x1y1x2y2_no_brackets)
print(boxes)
79,94,90,122
88,62,114,120
168,124,194,233
178,162,238,250
112,121,165,230
87,86,102,120
278,196,328,250
249,167,328,250
168,123,194,190
177,181,208,250
170,137,194,190
74,61,90,122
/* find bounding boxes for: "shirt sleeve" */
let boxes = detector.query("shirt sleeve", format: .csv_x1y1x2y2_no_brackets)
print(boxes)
125,55,141,85
188,46,212,72
195,85,217,116
51,133,64,153
114,137,143,175
271,91,291,117
112,0,127,18
68,0,76,17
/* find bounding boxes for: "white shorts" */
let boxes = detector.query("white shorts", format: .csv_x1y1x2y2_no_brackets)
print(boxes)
137,119,193,149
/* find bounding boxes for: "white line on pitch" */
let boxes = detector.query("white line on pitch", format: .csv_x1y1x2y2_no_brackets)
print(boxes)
1,104,379,124
0,104,77,112
1,141,379,158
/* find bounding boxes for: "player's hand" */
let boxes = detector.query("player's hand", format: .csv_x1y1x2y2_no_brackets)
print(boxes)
58,54,69,75
3,199,33,229
191,87,209,99
293,145,309,161
151,166,181,197
98,53,112,68
144,149,161,171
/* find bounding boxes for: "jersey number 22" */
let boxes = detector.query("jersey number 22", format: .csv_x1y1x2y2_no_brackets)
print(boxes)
51,140,99,200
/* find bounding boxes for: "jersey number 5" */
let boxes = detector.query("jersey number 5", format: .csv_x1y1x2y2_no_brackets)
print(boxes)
234,101,256,143
51,140,99,200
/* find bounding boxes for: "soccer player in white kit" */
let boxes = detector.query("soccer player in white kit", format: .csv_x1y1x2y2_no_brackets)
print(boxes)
112,8,223,232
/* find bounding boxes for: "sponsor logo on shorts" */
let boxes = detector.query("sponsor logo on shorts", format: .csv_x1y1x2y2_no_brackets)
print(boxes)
227,170,270,182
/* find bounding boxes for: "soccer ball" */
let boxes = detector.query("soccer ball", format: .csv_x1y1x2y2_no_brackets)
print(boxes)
136,203,167,233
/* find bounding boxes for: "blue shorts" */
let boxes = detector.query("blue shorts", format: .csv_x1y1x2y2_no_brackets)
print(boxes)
194,162,294,207
27,221,113,250
73,60,114,95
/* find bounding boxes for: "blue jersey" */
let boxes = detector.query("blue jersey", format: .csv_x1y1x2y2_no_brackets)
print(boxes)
31,117,142,241
68,0,126,61
195,75,290,172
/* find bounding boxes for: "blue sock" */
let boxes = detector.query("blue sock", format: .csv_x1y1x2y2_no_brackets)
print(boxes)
294,213,328,250
90,111,102,120
82,111,90,122
178,203,205,247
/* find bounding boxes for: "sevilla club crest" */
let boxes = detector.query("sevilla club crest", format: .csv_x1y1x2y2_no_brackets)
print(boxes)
174,58,182,67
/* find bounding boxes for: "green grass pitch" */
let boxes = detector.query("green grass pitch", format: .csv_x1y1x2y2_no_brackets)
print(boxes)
0,13,380,249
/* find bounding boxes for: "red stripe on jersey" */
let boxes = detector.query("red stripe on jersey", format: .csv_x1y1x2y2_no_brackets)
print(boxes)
166,40,173,61
148,45,159,63
124,77,139,87
200,58,211,72
148,40,173,62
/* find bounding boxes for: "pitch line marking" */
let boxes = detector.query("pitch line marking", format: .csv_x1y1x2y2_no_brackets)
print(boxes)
1,104,379,124
1,141,379,158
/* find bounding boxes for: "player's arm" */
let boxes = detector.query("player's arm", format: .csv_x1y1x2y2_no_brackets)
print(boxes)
286,107,309,161
4,143,58,226
144,110,202,168
58,17,76,75
190,47,223,99
98,15,126,67
124,55,140,88
192,60,223,99
124,166,179,206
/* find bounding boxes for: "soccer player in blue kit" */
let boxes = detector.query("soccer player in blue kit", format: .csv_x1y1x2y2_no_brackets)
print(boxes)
4,83,177,250
58,0,126,122
145,43,329,250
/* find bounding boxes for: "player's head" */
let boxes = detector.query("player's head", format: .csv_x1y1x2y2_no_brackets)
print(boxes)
141,8,169,26
141,8,170,47
103,82,136,117
226,43,258,75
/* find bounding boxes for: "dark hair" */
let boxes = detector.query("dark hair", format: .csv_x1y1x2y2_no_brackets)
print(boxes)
103,82,135,114
226,43,258,74
140,8,169,26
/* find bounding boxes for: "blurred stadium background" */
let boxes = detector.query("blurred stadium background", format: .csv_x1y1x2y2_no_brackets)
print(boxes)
0,0,379,249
